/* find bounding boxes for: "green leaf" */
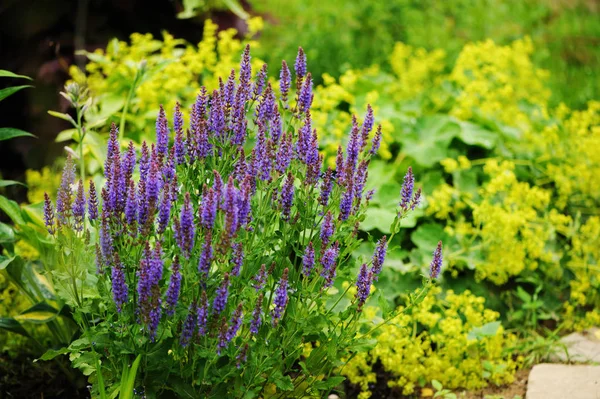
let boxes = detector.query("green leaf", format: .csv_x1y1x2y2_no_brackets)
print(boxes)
0,179,26,188
467,321,501,341
15,302,60,324
432,379,443,391
361,207,396,233
0,127,36,141
0,255,16,270
400,115,460,167
0,85,32,102
272,374,294,391
0,195,25,225
411,223,447,252
39,347,70,361
0,222,15,243
120,355,142,399
0,317,30,337
0,70,32,80
313,376,345,390
48,110,76,126
55,129,76,143
223,0,250,19
458,121,497,149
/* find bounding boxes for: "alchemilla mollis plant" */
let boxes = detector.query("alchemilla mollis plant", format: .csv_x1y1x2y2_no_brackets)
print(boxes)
42,46,438,398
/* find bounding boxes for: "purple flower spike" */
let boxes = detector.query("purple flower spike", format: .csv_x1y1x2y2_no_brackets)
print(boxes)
43,193,55,234
353,160,369,206
280,172,295,221
174,102,186,165
224,69,236,107
429,241,443,279
320,211,334,247
411,187,422,210
198,232,213,275
239,45,252,100
105,123,119,179
88,181,98,221
139,141,151,180
275,132,293,174
298,73,313,114
197,291,209,336
180,303,197,347
302,242,315,277
231,242,243,276
224,176,240,236
370,236,387,281
201,187,218,230
56,155,75,223
295,47,307,79
370,125,382,156
355,263,373,310
339,181,354,221
253,64,268,100
335,146,346,187
156,105,170,158
280,60,291,105
111,255,129,312
99,216,113,263
175,193,195,258
165,257,181,316
157,183,172,234
212,273,230,316
399,166,415,211
250,292,263,334
318,168,334,207
321,242,339,288
209,90,226,139
125,180,137,227
72,179,86,231
122,141,137,182
226,304,243,342
237,176,253,227
272,268,289,326
361,105,374,149
252,264,267,292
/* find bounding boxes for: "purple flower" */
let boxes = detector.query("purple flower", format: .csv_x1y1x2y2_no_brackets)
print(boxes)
270,109,283,142
355,263,373,310
88,181,98,221
250,293,263,334
252,264,267,291
180,303,197,347
272,268,289,326
411,187,422,210
239,45,252,100
146,160,161,206
226,303,243,342
105,123,120,179
370,125,382,156
275,132,293,174
99,216,113,263
335,146,346,187
217,318,229,355
95,244,103,275
399,167,415,211
318,168,334,207
237,176,253,227
122,141,137,182
339,181,354,221
175,193,195,258
174,102,186,165
236,343,249,368
165,257,181,316
72,179,86,231
295,47,307,79
197,291,209,336
370,236,387,281
280,172,295,221
302,242,315,277
200,187,218,230
197,118,213,159
256,84,277,124
157,184,172,234
297,73,313,114
213,170,224,205
136,180,149,229
253,64,268,100
198,232,213,275
231,242,243,276
345,116,361,176
280,60,291,106
43,193,55,234
224,177,240,236
320,211,334,247
361,105,374,149
209,90,226,139
149,306,162,342
224,69,236,107
321,242,339,288
125,180,137,227
195,86,209,119
429,241,443,279
156,105,170,157
353,160,369,206
212,273,230,316
111,255,128,312
139,141,151,180
56,155,75,223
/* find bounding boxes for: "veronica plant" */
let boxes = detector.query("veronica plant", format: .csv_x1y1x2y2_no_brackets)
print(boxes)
44,46,436,398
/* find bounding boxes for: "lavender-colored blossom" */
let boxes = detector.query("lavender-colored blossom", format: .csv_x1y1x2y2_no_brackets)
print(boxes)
236,343,249,368
302,242,315,277
148,306,162,341
139,141,151,180
318,168,334,207
125,180,137,227
280,172,294,221
122,141,137,182
195,86,209,119
321,242,339,288
335,146,346,187
146,160,161,206
165,257,181,316
294,47,307,79
231,243,243,276
173,102,186,164
224,69,236,107
72,179,86,231
411,187,422,210
226,304,243,342
253,64,268,100
197,291,209,336
150,243,164,284
320,211,334,247
217,318,228,355
256,84,277,123
95,244,103,274
345,116,361,176
339,181,354,221
224,177,240,237
353,160,369,205
43,193,55,234
429,241,443,279
111,255,129,312
254,123,272,181
197,118,212,158
156,105,169,157
88,181,98,221
270,109,283,142
355,263,373,310
305,129,320,184
209,90,226,139
275,132,293,174
56,155,75,223
237,176,253,227
370,124,382,155
399,166,415,211
252,264,267,291
99,216,113,262
157,184,172,234
272,268,289,326
239,45,252,100
297,73,313,114
200,187,218,230
180,303,196,347
105,123,120,178
212,273,230,316
250,293,263,334
280,60,291,105
198,232,213,275
175,193,195,258
370,236,387,281
213,170,224,204
361,105,374,149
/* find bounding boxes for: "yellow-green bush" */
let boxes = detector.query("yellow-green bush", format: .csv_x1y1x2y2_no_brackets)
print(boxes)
344,287,517,398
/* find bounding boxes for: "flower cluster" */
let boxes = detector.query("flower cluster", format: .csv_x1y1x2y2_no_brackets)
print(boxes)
45,45,426,396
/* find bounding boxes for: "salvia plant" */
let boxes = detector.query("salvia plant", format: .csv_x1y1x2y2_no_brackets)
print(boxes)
43,46,439,398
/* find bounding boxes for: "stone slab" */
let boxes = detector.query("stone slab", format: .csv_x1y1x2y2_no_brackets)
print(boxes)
552,328,600,363
527,363,600,399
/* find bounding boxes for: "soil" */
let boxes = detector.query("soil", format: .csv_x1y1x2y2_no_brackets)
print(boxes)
456,367,530,399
